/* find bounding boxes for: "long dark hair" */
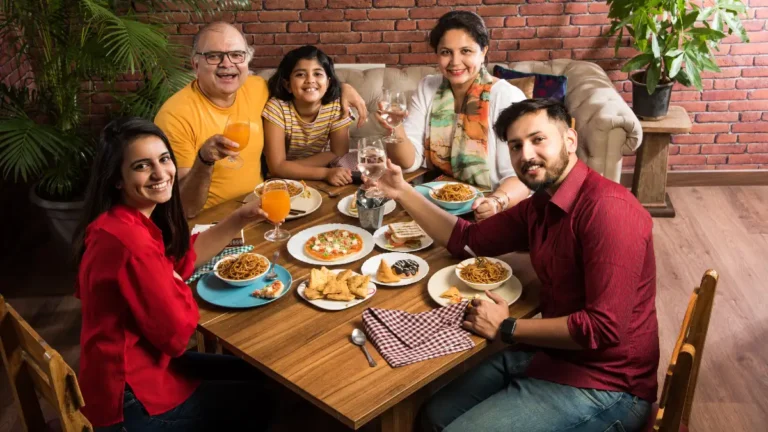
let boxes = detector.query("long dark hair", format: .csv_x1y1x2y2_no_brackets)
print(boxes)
73,117,189,264
267,45,341,105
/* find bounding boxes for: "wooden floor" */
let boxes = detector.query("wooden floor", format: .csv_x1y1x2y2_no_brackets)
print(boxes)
2,186,767,431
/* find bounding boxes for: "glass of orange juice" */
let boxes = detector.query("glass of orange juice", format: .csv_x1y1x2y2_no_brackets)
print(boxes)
222,114,250,169
261,180,291,242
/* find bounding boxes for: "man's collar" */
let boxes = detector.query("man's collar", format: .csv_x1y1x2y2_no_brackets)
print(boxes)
549,160,589,214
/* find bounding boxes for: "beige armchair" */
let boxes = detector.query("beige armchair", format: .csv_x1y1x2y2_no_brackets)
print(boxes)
256,59,641,184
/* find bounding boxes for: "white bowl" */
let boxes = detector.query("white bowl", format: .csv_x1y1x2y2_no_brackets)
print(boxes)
213,253,270,287
428,183,479,210
255,179,305,202
454,257,513,291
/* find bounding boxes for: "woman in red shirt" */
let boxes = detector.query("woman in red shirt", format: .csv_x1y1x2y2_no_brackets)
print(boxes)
74,117,271,431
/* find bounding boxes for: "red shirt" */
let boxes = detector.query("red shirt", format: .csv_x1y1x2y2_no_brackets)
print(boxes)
76,205,200,426
447,161,659,402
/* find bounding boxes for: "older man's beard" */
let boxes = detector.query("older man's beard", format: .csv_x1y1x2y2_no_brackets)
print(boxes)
516,143,570,193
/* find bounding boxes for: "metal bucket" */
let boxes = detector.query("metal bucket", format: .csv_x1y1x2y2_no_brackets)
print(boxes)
356,188,389,231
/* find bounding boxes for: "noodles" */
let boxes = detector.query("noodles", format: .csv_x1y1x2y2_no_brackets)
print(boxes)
434,183,475,202
458,257,509,284
255,181,303,198
217,254,268,280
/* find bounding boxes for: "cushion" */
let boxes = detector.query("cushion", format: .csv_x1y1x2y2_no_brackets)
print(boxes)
504,76,535,99
493,65,568,103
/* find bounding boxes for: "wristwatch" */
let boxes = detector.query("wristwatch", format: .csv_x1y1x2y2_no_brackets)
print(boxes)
500,317,517,344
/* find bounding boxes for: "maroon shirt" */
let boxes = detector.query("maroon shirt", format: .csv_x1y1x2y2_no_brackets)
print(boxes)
447,161,659,402
76,205,200,426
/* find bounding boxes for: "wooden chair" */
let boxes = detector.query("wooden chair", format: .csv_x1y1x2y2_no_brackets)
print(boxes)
647,269,719,432
0,295,92,432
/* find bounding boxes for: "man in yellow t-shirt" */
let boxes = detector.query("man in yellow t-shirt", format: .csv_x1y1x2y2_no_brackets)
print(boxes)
155,22,367,217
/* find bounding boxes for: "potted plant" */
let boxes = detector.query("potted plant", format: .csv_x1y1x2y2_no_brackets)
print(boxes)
606,0,749,119
0,0,218,245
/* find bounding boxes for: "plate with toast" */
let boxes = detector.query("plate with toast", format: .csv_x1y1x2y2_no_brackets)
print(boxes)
297,268,377,311
338,194,397,218
360,252,429,287
373,221,434,252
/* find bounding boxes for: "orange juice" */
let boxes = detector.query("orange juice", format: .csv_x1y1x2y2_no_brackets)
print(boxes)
261,189,291,223
223,122,250,151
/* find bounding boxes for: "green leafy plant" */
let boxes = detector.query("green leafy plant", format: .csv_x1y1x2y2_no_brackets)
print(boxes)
606,0,750,94
0,0,246,200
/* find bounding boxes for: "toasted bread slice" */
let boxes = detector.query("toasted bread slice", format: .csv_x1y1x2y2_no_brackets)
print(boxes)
388,221,426,241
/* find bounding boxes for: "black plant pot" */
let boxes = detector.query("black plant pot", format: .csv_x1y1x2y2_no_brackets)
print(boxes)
630,72,674,120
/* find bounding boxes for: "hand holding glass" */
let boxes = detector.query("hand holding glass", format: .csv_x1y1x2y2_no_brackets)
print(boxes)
222,115,250,169
261,180,291,242
357,137,387,199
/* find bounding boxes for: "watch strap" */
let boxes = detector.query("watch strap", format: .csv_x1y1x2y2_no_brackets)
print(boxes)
500,317,517,344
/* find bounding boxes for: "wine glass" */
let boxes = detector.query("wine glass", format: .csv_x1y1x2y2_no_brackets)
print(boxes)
221,114,250,169
357,137,387,199
261,180,291,242
379,89,407,145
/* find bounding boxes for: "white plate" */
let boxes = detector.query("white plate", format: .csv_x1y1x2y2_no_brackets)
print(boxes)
337,194,397,218
427,265,523,307
287,223,375,266
297,269,377,311
372,225,434,253
360,252,430,287
244,186,322,220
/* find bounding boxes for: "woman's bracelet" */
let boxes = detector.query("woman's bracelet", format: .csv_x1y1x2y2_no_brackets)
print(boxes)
490,193,509,212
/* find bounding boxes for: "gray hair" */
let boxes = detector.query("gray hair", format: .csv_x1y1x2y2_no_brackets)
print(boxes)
191,22,253,64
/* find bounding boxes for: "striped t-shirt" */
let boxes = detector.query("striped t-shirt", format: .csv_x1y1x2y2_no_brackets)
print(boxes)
261,97,353,161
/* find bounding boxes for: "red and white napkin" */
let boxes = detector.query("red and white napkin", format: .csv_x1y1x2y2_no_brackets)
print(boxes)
362,301,475,368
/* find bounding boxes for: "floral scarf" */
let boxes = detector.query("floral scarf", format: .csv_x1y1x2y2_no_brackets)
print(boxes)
425,67,493,189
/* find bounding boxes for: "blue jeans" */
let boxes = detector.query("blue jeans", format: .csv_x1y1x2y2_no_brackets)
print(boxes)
419,350,650,432
95,352,271,432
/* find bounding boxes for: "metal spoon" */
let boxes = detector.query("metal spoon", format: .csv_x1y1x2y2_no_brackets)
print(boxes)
351,329,377,367
264,251,280,281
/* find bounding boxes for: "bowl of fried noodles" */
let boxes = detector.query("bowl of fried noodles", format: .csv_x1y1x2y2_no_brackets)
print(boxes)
455,257,512,291
213,253,270,287
254,179,305,201
428,182,479,210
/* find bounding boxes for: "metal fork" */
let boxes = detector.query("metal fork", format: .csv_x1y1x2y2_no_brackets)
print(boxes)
265,251,280,281
314,185,340,198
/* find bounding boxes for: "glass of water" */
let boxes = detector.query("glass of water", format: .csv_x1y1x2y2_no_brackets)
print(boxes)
357,137,387,198
379,89,407,144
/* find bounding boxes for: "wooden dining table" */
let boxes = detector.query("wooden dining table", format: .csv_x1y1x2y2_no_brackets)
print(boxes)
190,171,542,431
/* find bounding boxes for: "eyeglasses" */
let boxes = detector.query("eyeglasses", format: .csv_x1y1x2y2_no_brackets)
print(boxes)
195,51,248,65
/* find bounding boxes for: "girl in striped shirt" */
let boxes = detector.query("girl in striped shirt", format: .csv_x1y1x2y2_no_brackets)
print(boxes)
262,46,354,186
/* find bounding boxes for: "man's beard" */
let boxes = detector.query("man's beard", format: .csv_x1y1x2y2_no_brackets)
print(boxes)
516,143,570,193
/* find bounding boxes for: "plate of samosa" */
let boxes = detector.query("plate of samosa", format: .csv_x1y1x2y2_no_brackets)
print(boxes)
297,267,377,311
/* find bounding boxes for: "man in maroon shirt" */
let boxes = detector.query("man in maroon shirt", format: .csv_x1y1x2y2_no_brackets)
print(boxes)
370,99,658,432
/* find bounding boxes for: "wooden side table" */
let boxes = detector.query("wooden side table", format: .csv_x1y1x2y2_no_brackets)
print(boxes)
631,105,692,217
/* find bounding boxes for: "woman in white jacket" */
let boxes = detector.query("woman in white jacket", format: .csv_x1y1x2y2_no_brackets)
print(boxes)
376,11,529,220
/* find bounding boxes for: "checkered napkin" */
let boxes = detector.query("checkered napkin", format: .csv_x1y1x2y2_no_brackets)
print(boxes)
185,245,254,284
362,301,475,368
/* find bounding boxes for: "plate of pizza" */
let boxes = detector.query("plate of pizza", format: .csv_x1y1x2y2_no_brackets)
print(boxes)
287,223,375,266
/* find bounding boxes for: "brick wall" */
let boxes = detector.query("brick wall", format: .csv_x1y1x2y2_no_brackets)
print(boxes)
137,1,768,171
0,31,32,88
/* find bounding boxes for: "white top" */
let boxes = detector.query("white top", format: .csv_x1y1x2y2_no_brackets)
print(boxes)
401,74,527,189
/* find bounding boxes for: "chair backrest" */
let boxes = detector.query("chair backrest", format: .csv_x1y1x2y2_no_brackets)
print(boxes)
0,295,92,432
655,269,719,431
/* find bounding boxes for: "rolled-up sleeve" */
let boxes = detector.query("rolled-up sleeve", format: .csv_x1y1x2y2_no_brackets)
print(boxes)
173,233,199,280
567,198,652,350
446,201,530,259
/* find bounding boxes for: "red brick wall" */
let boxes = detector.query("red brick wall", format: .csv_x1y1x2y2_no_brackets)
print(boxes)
0,31,33,88
139,1,768,171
